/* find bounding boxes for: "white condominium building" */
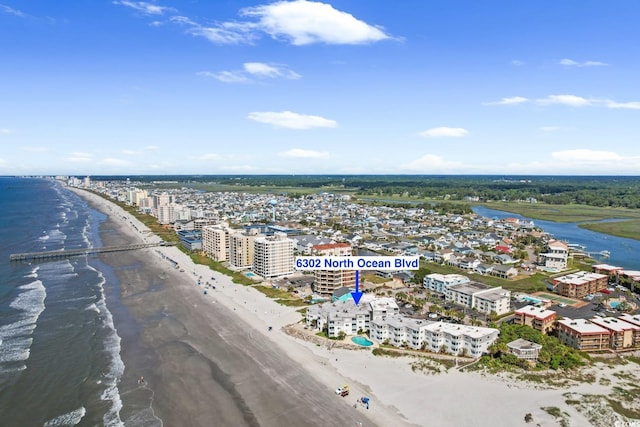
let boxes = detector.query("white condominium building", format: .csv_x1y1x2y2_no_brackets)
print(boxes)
157,204,175,225
370,316,499,357
423,273,470,294
446,282,512,316
202,224,230,261
252,232,294,279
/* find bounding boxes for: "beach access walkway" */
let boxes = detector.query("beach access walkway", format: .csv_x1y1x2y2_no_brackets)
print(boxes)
9,241,176,262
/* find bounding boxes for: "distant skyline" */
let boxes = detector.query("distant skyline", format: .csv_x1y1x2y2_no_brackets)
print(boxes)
2,1,640,175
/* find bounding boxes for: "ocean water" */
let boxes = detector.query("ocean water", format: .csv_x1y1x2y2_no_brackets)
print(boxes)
0,177,125,426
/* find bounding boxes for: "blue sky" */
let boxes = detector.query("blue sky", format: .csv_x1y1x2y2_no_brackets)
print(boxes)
1,1,640,175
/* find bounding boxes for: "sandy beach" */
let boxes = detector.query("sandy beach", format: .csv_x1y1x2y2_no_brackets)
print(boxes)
72,187,640,427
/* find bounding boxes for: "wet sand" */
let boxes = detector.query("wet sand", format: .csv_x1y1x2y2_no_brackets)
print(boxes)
85,192,375,427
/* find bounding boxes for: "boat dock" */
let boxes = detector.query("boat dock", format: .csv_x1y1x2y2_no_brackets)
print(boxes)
9,242,176,262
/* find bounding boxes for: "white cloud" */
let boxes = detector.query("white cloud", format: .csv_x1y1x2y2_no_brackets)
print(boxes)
551,149,622,162
486,94,640,110
536,94,593,107
168,1,391,46
243,62,301,79
198,70,250,83
200,62,300,84
418,127,468,138
0,4,26,17
113,1,176,16
241,0,391,45
101,158,132,167
67,152,93,162
540,126,562,132
483,96,529,106
511,60,525,66
400,154,464,172
279,148,329,159
0,128,11,134
248,111,337,129
604,100,640,110
559,58,608,67
22,146,48,153
144,145,159,151
201,153,223,160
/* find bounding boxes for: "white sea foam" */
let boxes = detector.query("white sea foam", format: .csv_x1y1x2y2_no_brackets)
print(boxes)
88,266,125,427
0,280,47,368
85,303,100,314
25,266,40,279
43,406,86,426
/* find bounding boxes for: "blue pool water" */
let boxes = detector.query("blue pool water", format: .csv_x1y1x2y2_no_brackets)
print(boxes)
245,272,255,277
522,296,542,304
351,336,373,347
610,301,621,308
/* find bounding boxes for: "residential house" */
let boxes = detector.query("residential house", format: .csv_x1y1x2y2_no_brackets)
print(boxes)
507,338,542,362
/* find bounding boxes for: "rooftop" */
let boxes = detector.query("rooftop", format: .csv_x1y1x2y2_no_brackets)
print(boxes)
515,305,557,319
558,318,610,335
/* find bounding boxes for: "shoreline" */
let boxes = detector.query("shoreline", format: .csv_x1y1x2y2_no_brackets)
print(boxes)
73,187,390,427
71,187,640,427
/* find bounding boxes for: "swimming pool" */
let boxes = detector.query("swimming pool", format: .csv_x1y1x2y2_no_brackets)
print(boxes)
351,336,373,347
610,301,621,309
522,296,542,304
245,272,255,277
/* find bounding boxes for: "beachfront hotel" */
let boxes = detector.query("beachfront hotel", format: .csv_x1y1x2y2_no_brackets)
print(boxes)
252,233,295,279
311,243,356,297
551,271,608,299
514,305,557,334
370,316,499,357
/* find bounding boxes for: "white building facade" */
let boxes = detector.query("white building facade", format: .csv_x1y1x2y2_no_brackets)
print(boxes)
252,233,294,279
423,273,470,294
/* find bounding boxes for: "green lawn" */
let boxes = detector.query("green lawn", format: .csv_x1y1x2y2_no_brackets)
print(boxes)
579,219,640,240
480,202,640,223
422,262,549,293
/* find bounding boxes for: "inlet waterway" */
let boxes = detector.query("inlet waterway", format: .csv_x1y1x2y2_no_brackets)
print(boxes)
472,206,640,271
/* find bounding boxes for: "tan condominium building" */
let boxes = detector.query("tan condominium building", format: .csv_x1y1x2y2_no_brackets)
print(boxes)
556,318,610,351
229,229,262,269
552,271,608,298
590,316,640,351
514,305,557,334
312,243,356,297
202,224,230,261
252,233,294,279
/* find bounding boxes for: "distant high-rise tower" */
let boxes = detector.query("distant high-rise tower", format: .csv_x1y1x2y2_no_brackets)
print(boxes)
269,199,277,222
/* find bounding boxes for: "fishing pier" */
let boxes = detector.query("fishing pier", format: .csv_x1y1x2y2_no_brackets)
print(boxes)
9,242,176,262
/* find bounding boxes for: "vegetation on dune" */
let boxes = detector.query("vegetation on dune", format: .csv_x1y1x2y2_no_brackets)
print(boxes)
475,323,589,371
